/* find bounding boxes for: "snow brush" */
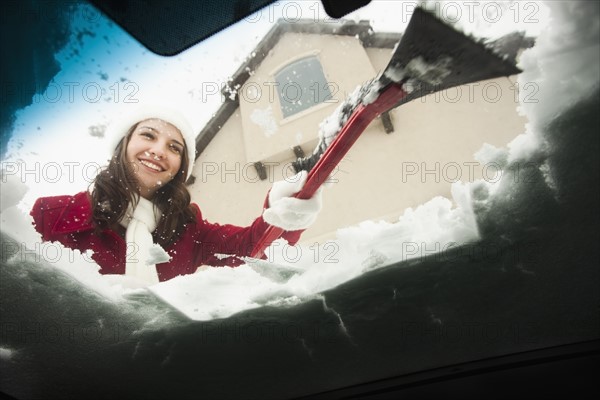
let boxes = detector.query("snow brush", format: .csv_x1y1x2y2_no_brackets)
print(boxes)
250,7,521,258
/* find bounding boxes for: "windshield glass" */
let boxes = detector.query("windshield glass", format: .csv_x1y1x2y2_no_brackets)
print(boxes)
1,1,598,399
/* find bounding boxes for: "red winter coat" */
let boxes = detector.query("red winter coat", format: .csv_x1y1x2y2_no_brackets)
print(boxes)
30,191,303,282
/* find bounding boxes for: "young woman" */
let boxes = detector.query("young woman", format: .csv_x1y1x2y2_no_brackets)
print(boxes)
30,106,322,285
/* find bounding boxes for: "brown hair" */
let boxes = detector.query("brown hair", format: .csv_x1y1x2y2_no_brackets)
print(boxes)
90,124,196,247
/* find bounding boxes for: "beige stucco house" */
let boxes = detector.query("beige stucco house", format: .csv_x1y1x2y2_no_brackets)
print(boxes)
187,19,531,244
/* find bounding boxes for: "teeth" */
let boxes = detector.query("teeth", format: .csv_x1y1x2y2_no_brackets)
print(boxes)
140,159,163,171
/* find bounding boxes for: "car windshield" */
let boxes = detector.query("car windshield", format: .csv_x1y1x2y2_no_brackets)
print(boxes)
1,1,598,399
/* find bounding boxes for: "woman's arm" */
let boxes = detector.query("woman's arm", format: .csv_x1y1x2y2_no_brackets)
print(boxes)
191,172,322,267
30,192,95,237
190,202,304,268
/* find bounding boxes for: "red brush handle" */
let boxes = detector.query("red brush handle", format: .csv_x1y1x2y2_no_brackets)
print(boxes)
250,82,408,258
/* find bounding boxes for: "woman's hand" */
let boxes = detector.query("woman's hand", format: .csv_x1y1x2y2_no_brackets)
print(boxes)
263,171,323,231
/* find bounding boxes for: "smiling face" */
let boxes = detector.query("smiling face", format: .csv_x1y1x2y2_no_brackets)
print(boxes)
125,118,186,199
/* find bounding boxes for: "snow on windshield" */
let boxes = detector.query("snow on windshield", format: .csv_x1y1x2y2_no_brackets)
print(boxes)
3,1,597,324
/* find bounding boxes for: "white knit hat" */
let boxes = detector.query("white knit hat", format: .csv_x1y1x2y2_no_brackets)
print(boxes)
105,104,196,179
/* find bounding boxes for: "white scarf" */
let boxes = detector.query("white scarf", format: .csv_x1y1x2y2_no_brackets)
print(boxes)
119,196,170,285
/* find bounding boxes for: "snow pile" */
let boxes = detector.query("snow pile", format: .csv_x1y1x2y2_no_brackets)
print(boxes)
0,176,478,321
151,181,479,320
0,201,150,300
515,2,599,148
147,244,172,265
472,0,599,211
0,171,29,213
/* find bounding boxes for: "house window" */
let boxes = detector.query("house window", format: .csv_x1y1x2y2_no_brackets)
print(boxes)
275,56,332,118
